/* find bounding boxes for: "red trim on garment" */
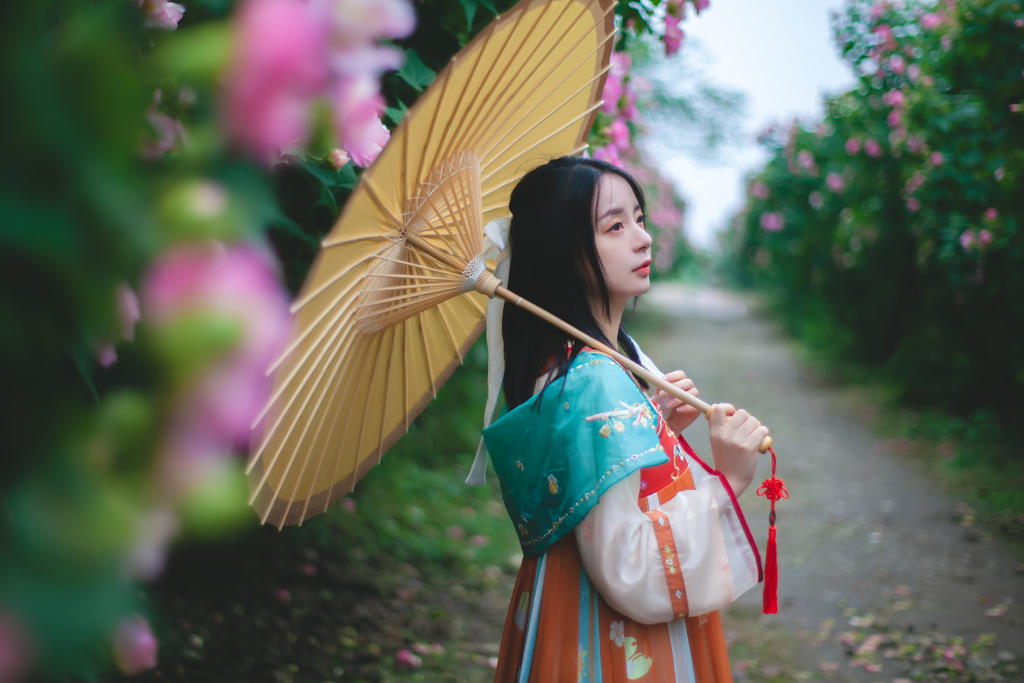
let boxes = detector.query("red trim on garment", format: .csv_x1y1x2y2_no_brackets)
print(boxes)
683,439,764,584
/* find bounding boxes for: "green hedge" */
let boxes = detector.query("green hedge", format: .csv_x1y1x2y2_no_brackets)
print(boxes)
725,0,1024,415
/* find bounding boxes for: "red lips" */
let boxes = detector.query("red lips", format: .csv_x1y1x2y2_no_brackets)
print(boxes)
634,259,651,276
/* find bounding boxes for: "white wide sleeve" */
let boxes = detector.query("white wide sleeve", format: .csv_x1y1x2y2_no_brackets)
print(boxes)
574,469,760,624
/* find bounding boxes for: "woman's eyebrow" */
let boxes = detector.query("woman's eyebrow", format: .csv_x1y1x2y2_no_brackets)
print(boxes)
597,204,642,222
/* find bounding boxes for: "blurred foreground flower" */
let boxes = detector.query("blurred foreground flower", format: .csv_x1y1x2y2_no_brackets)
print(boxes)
113,615,158,675
138,0,185,30
142,242,291,496
760,212,784,232
221,0,414,164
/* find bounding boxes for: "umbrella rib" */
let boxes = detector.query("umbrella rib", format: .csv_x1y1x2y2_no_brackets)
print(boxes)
432,163,473,260
416,57,455,190
336,331,386,502
356,286,461,309
417,168,471,260
292,327,376,528
292,244,395,317
476,33,614,159
450,155,480,258
366,271,454,284
376,326,399,463
449,0,567,156
249,318,360,492
290,336,372,525
423,13,506,178
480,102,602,185
479,142,588,207
362,176,404,233
423,18,499,181
251,293,364,459
258,293,361,426
433,300,465,363
252,334,360,519
416,311,439,397
462,0,593,155
402,318,410,434
321,233,391,249
362,281,460,295
375,254,455,278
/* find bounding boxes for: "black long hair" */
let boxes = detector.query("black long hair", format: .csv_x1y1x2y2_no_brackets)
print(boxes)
502,156,649,409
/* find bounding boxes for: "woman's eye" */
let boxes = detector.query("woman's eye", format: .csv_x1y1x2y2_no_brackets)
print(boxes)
636,214,646,225
608,222,623,232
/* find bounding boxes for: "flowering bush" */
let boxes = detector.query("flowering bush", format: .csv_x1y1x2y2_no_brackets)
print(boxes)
0,0,708,678
725,0,1024,414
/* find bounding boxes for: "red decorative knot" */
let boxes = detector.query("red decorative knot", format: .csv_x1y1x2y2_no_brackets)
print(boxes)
756,476,789,503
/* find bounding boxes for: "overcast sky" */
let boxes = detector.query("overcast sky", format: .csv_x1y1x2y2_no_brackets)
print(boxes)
641,0,856,248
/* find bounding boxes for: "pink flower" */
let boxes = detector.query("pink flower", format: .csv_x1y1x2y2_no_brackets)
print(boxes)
872,24,895,50
887,109,902,128
760,212,784,231
326,0,415,44
96,344,119,368
906,197,920,212
826,173,844,192
882,89,905,107
600,72,622,113
864,138,882,157
921,12,942,29
608,119,630,151
592,143,623,168
929,151,944,166
904,172,925,194
395,649,423,669
118,284,141,342
845,137,861,155
664,15,684,56
978,229,993,247
984,207,998,221
994,167,1005,181
142,90,187,160
907,63,921,81
0,610,32,682
808,192,824,209
889,55,906,74
869,2,888,21
334,76,390,167
113,616,158,675
327,148,350,170
959,229,975,250
797,150,815,170
907,135,926,154
221,0,329,162
143,243,291,460
138,0,185,30
750,180,769,199
692,0,710,14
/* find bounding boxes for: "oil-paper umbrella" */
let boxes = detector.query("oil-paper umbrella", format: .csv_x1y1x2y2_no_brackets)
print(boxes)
247,0,775,535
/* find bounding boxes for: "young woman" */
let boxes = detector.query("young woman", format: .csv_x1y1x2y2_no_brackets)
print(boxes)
482,157,769,682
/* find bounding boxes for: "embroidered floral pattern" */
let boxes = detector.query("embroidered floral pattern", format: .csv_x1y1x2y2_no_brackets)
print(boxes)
609,620,625,647
547,474,559,495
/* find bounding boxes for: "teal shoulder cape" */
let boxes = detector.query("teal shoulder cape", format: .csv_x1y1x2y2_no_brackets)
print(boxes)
483,350,668,557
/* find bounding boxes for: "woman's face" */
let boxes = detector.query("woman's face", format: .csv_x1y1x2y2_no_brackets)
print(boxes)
592,173,652,310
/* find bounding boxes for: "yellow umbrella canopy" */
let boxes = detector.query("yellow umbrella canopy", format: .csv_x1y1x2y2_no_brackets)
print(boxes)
248,0,616,528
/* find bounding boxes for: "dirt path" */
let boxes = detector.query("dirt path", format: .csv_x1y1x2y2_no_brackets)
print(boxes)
633,283,1024,681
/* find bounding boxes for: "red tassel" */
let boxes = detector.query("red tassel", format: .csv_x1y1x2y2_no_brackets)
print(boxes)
755,447,788,615
762,524,778,613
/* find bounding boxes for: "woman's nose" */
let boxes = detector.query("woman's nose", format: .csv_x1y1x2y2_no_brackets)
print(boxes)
634,223,652,249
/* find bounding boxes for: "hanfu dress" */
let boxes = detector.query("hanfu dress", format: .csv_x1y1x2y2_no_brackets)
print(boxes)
483,349,762,682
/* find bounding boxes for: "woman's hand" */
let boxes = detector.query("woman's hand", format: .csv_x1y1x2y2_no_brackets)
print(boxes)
651,370,702,435
707,403,768,497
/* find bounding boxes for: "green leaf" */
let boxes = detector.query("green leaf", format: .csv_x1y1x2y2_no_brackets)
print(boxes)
396,49,436,93
385,102,408,126
459,0,479,31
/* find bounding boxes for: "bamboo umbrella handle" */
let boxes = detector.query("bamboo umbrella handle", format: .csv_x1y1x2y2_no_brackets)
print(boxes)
492,284,773,454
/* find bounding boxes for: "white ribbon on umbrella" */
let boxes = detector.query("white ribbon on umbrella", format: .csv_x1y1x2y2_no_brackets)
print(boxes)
466,216,512,485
